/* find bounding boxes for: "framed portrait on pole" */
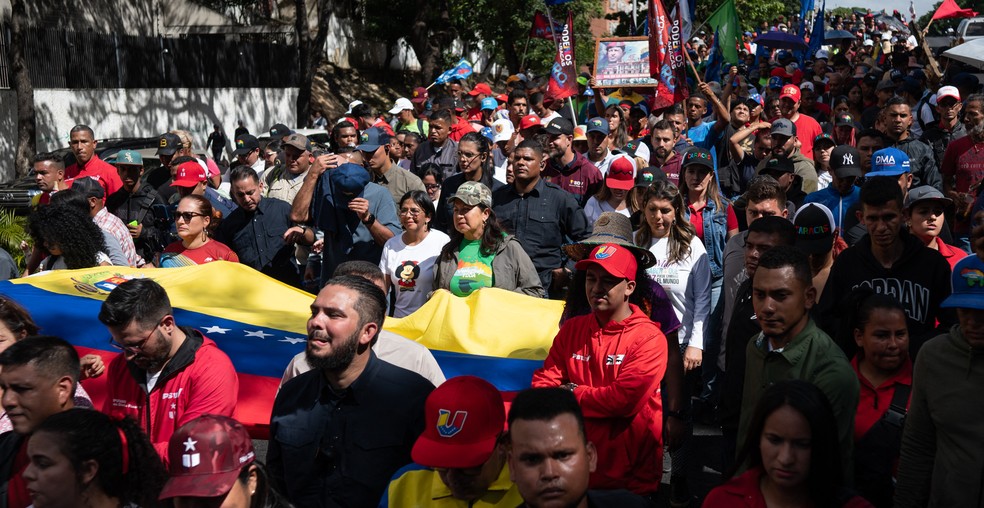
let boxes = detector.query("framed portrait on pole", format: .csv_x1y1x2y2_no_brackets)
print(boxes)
593,37,659,88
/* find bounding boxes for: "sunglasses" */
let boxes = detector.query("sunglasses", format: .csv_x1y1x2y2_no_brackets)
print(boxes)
174,211,205,222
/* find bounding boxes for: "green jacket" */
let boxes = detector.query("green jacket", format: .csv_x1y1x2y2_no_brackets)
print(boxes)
738,319,859,480
895,325,984,508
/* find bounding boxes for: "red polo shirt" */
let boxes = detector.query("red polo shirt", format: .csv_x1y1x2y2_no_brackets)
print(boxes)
852,355,912,441
65,155,124,195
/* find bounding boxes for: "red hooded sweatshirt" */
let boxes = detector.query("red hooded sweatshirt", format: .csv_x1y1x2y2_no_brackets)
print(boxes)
103,328,238,463
532,304,668,494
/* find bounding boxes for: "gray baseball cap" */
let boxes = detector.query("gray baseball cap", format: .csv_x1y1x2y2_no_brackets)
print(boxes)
770,118,796,137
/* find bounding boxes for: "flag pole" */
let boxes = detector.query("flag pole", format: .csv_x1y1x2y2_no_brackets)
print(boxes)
425,81,439,90
519,35,532,72
684,47,704,85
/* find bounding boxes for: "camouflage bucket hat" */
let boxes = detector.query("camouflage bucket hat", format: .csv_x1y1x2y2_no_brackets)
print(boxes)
447,181,493,208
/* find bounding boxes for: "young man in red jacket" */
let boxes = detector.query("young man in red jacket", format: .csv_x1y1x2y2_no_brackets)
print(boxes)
531,242,668,497
99,278,238,463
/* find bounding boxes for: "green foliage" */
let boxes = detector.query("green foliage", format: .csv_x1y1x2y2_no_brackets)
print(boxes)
449,0,602,75
0,209,28,270
695,0,786,31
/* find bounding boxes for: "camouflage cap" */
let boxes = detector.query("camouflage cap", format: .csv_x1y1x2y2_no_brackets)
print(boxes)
447,180,492,208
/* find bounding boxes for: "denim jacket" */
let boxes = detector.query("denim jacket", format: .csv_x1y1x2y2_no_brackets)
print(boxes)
689,198,728,280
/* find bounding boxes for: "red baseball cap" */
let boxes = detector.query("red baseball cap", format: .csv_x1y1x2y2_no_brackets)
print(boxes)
171,161,207,187
411,87,429,104
411,376,505,469
519,114,542,131
780,84,801,102
159,415,256,500
575,243,638,280
468,83,493,96
606,157,635,191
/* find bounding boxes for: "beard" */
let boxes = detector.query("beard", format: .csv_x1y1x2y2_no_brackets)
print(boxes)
305,328,361,372
971,119,984,140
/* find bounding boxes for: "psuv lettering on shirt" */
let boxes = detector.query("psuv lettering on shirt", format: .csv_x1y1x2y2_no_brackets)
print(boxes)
571,353,592,361
852,278,930,323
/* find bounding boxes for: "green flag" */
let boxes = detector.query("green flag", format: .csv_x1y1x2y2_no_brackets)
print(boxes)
706,0,740,65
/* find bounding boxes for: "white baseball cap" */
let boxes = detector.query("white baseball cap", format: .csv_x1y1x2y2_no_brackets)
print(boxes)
815,49,830,60
491,118,514,143
937,85,961,102
344,100,363,115
863,39,874,46
388,97,414,115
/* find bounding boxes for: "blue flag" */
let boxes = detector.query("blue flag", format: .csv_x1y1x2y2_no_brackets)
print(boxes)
545,0,572,4
806,0,825,62
798,0,815,36
435,59,474,84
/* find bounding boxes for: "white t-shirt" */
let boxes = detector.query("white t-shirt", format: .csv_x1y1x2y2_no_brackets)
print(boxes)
646,235,712,349
583,196,631,225
379,229,451,317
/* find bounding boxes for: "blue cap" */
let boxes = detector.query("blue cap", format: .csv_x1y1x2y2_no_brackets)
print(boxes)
768,76,783,89
356,127,391,153
583,87,595,97
585,117,609,135
942,255,984,310
480,126,494,143
867,147,911,177
330,163,371,197
480,97,498,111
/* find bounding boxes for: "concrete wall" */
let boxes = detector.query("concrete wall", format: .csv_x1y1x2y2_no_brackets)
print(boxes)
0,87,297,181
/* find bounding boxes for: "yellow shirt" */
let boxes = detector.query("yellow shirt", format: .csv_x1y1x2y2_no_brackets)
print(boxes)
384,463,523,508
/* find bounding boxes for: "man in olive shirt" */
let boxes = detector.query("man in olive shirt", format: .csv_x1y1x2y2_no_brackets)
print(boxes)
359,127,426,207
740,245,858,478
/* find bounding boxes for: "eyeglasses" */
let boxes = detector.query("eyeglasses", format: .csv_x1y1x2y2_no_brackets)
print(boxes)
399,208,423,217
174,211,205,222
425,184,441,190
108,319,162,354
458,151,481,161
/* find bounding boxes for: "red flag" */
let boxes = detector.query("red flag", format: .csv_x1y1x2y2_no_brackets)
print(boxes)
530,11,564,40
648,0,689,110
932,0,978,19
546,11,578,102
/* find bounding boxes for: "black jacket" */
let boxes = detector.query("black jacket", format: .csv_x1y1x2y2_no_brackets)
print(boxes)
817,229,955,358
106,184,169,261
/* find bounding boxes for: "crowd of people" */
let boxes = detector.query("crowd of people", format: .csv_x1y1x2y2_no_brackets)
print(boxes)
0,9,983,508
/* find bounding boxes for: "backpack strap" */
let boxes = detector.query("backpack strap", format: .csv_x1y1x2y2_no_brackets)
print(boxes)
882,382,911,428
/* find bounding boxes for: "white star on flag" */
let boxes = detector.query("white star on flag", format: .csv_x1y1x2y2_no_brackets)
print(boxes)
244,330,273,339
183,438,198,451
202,325,231,334
280,337,306,345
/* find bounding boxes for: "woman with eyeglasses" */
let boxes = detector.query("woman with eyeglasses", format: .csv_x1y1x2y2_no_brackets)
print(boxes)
158,195,239,267
434,181,543,298
379,191,450,317
432,132,505,233
421,166,443,204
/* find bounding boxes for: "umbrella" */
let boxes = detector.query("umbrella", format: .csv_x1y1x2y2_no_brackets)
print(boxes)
753,31,809,50
825,29,857,42
942,38,984,69
874,13,910,34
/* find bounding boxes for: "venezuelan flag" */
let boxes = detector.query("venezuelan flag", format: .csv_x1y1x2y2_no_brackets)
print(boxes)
0,263,563,437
